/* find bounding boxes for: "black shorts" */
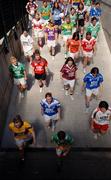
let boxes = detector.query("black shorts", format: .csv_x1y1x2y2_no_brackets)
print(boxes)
35,73,46,80
78,19,84,27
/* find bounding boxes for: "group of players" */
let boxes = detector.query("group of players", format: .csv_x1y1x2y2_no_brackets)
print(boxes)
8,0,111,161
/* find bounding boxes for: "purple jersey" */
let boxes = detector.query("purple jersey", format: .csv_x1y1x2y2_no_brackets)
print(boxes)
45,27,57,40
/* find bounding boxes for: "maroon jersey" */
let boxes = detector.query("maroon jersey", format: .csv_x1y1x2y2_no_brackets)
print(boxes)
60,64,77,80
26,2,37,15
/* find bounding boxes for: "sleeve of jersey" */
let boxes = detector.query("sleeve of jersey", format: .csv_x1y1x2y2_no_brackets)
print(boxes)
21,64,25,71
99,74,103,83
60,65,65,73
8,65,12,73
9,123,13,131
56,101,61,108
40,100,44,107
67,135,73,145
24,122,33,133
44,59,48,67
83,74,88,83
31,61,35,67
91,109,98,119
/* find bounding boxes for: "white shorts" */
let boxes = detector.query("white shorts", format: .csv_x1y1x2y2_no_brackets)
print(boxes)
24,48,33,57
33,30,44,38
43,113,59,122
63,78,75,88
14,78,26,86
68,51,79,59
47,40,56,48
86,88,99,97
83,50,93,58
63,35,72,42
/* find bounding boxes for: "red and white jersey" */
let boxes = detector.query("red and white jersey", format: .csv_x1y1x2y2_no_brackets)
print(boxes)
31,58,48,74
26,2,37,15
60,64,77,80
91,108,111,125
81,37,96,52
32,18,44,30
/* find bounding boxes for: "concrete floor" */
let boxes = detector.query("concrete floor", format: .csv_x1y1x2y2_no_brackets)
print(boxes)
2,22,111,149
1,2,111,149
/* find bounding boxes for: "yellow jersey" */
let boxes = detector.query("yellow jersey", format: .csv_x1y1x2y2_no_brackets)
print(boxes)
9,121,33,140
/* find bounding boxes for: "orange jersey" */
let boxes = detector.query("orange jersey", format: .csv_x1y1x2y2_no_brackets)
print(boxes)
67,39,80,53
31,58,48,74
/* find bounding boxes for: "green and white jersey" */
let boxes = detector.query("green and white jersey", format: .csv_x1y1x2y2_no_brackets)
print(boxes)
51,133,73,146
86,22,100,38
39,5,51,20
61,22,74,36
9,62,25,79
70,14,77,26
84,0,92,6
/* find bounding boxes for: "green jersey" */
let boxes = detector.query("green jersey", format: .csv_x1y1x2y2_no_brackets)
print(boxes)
62,22,74,36
51,133,73,146
9,62,25,79
70,14,77,26
39,5,51,20
84,0,92,6
86,22,100,38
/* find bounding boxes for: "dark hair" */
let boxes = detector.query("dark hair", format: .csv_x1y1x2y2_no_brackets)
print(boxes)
45,92,52,98
86,32,91,36
72,31,79,40
90,67,99,74
13,115,23,125
65,57,76,66
95,2,100,6
91,17,97,22
52,1,60,11
78,2,84,10
99,101,109,110
34,49,40,55
57,131,66,140
70,7,75,11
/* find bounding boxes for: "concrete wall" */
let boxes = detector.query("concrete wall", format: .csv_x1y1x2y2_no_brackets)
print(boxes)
0,16,28,141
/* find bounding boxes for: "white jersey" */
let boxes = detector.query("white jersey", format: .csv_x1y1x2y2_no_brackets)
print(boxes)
91,108,111,125
20,34,33,53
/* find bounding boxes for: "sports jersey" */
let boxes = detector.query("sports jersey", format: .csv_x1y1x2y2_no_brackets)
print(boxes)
45,26,58,40
32,18,44,30
39,5,51,20
91,108,111,125
52,8,61,21
9,62,25,79
77,9,86,20
60,64,77,80
81,37,96,52
86,22,100,38
83,73,103,89
40,98,60,116
84,0,92,6
31,58,48,75
62,22,73,36
72,0,81,6
70,13,77,26
20,34,33,53
90,7,102,19
51,133,73,146
9,121,33,140
67,39,80,53
26,2,37,15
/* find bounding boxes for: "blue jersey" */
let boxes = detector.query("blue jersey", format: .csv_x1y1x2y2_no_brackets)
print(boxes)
40,98,61,116
52,8,61,21
83,73,103,89
90,7,102,19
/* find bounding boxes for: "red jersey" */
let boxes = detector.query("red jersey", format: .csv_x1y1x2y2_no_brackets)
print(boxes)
32,18,43,30
26,2,37,15
31,57,48,75
67,39,80,53
81,37,96,52
60,64,77,80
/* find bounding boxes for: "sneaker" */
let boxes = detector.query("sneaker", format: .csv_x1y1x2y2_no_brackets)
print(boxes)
65,53,67,59
85,107,90,113
70,95,74,100
83,68,86,74
93,134,98,140
40,87,43,93
65,90,68,96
